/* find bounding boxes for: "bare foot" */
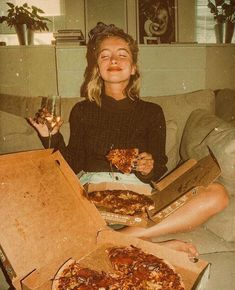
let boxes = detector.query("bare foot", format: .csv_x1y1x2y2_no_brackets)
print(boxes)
118,228,199,262
158,239,199,262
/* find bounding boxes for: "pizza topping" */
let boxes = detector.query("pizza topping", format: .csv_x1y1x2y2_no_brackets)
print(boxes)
88,190,154,216
106,148,139,174
53,246,185,290
108,246,185,290
33,107,60,130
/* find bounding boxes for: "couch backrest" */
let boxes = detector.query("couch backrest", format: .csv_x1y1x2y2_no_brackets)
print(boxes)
143,89,215,170
0,90,215,133
143,89,215,144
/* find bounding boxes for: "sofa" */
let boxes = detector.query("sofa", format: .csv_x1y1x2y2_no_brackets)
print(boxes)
0,89,234,241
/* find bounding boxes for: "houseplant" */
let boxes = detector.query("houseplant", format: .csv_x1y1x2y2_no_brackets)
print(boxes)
0,2,51,45
208,0,235,43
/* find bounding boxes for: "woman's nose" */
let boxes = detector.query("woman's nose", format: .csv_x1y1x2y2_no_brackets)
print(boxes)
110,55,118,63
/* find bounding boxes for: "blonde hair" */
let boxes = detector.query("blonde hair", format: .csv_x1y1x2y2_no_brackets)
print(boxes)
80,24,140,106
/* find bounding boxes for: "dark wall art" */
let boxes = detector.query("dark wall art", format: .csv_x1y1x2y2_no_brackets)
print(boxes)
137,0,177,44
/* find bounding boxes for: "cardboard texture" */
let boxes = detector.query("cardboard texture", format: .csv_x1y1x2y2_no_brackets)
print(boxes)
150,153,221,223
0,149,209,290
0,149,106,289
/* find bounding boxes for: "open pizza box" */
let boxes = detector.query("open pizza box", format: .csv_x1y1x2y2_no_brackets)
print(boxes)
149,149,221,223
84,150,221,227
0,149,210,290
83,181,153,227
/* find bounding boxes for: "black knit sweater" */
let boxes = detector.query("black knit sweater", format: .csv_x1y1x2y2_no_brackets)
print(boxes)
41,94,168,183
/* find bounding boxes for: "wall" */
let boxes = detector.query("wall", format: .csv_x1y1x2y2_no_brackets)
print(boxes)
63,0,196,43
0,44,235,98
0,46,57,96
206,45,235,90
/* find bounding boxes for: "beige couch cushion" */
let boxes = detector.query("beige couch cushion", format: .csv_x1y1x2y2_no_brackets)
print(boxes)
165,120,178,173
144,89,215,169
0,111,43,154
180,109,235,195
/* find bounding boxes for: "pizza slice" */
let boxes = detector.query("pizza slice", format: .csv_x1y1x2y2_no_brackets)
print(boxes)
52,259,116,290
107,245,185,290
106,148,139,174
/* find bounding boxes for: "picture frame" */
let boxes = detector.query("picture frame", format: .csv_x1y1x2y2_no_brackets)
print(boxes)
137,0,178,44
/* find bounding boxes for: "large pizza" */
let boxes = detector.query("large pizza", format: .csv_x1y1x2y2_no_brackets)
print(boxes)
106,148,139,174
52,245,185,290
88,189,155,216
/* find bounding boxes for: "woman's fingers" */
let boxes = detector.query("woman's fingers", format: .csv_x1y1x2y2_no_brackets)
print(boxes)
133,152,154,175
27,117,49,137
51,119,64,135
27,117,63,137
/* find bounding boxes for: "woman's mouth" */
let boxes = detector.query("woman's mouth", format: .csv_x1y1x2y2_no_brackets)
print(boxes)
107,66,122,71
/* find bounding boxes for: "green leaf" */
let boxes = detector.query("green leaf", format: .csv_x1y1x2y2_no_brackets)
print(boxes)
6,2,14,9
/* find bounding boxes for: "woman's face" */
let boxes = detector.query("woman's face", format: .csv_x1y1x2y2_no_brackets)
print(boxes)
97,36,136,87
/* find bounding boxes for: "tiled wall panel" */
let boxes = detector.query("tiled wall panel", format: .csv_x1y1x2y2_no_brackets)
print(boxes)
56,47,86,96
0,45,234,98
206,46,235,90
0,46,57,96
138,45,206,96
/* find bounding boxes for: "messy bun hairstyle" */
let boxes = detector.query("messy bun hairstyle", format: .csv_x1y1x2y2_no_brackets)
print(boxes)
80,22,140,105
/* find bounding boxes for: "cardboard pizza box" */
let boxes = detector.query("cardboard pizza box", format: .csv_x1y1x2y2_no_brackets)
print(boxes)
0,149,210,290
149,152,221,223
84,152,221,227
84,182,153,227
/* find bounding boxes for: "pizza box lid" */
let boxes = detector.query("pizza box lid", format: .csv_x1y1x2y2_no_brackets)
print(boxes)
0,149,210,290
149,151,221,223
0,149,107,288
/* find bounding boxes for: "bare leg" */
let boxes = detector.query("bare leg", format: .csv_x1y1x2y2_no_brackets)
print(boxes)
120,182,229,239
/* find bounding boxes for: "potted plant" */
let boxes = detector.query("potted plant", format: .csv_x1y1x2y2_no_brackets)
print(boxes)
0,2,51,45
208,0,235,43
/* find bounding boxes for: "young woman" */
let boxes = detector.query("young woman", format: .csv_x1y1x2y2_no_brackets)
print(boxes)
29,23,229,259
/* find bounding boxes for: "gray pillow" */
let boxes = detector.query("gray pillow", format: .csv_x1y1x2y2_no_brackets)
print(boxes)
180,109,235,194
215,89,235,123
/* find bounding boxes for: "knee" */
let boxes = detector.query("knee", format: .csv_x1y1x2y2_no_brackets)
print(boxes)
207,183,229,212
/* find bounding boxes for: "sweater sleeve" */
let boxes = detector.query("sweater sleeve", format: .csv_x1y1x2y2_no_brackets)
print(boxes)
150,105,168,181
135,104,168,184
40,103,85,174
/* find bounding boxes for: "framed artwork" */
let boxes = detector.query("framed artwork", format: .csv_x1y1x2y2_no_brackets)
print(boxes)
137,0,177,44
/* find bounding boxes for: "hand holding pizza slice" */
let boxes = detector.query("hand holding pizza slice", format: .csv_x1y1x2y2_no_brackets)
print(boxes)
106,148,139,174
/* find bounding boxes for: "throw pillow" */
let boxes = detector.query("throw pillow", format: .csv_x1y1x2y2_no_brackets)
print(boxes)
180,109,235,194
215,89,235,123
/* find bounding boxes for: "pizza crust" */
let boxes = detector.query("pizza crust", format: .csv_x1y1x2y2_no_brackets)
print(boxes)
52,258,76,290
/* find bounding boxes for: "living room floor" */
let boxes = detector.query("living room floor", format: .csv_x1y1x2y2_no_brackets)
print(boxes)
0,226,235,290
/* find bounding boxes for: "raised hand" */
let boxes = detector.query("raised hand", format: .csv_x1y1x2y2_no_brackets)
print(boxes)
27,116,63,137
